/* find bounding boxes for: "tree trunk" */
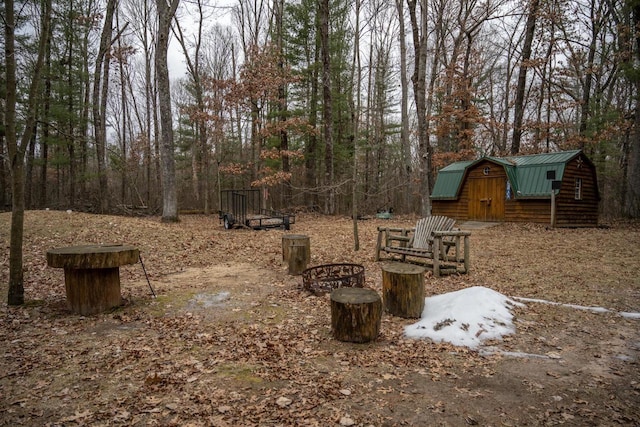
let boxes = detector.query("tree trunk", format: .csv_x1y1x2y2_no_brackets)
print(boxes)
319,0,334,214
396,0,411,212
407,0,432,217
351,0,362,250
92,0,117,213
40,23,52,208
5,0,51,305
0,120,6,208
511,0,539,155
625,2,640,217
156,0,180,222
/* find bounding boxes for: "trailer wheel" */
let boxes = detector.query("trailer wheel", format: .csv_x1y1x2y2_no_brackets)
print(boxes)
223,215,233,229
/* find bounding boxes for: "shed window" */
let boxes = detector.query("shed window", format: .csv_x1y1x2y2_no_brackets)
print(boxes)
574,178,582,200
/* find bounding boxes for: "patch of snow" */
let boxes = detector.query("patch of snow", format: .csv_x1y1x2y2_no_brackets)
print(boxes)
405,286,524,349
620,312,640,319
513,296,640,319
190,292,230,308
480,347,562,360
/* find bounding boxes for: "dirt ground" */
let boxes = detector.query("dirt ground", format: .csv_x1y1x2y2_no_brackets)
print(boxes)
1,210,639,426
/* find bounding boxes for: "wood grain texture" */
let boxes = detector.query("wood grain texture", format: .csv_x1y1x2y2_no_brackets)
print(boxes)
47,244,139,269
382,262,425,318
330,287,381,343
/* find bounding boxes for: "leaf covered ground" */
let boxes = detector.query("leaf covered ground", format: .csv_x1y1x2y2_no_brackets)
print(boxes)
1,211,639,426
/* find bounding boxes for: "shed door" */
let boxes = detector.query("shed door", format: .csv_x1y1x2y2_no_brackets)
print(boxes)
468,177,505,221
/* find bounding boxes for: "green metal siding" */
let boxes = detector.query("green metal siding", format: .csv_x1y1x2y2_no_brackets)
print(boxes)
431,161,473,199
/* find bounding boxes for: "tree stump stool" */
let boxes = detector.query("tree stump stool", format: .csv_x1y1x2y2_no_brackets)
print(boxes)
47,244,139,315
330,287,382,343
282,234,310,275
382,262,425,318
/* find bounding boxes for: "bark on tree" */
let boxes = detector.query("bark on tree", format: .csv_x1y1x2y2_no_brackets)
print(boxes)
407,0,432,217
511,0,539,155
625,1,640,217
351,0,362,250
396,0,412,212
156,0,180,222
5,0,52,305
319,0,334,214
92,0,117,213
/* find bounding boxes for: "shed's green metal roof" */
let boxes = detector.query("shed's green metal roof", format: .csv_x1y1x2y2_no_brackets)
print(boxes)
431,150,583,199
431,160,473,199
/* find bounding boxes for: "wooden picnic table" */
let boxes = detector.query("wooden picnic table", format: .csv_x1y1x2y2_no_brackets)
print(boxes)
47,244,139,315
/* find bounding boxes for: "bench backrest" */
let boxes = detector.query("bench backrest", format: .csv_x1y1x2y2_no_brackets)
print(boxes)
411,216,456,249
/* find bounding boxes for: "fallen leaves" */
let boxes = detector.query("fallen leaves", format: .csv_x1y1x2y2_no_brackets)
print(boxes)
0,212,638,426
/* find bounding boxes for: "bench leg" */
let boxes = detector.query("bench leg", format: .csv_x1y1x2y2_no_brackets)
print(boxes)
433,243,440,277
463,235,470,273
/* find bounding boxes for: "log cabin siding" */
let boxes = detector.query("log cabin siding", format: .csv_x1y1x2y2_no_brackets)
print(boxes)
431,151,599,227
505,199,551,223
554,156,599,227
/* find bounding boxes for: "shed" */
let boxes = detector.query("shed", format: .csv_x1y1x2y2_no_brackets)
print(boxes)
431,150,600,227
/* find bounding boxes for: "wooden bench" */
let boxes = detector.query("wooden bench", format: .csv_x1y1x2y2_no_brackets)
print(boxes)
375,216,471,277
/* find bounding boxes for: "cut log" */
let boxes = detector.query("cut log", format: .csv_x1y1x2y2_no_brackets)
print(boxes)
64,267,122,315
382,262,425,318
331,287,382,343
47,244,139,315
47,244,139,269
282,234,310,275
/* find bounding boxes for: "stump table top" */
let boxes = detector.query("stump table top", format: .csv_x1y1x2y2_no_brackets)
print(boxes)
382,261,426,275
47,244,139,269
330,287,380,304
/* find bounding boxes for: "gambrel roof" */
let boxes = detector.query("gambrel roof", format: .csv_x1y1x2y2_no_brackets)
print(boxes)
431,150,590,200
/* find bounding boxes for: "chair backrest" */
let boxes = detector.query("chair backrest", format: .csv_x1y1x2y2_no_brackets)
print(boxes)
412,216,456,249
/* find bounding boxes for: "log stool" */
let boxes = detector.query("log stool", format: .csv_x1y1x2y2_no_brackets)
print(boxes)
330,287,382,343
282,234,310,275
47,244,139,315
381,262,425,318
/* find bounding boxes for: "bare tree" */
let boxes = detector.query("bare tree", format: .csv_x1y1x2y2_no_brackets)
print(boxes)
511,0,540,154
92,0,118,212
156,0,180,222
173,0,213,213
624,0,640,217
319,0,334,214
396,0,412,211
407,0,432,216
5,0,52,305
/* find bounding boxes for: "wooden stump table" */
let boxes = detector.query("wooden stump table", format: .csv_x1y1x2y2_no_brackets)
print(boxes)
47,244,140,315
382,262,425,318
282,234,310,275
331,287,382,343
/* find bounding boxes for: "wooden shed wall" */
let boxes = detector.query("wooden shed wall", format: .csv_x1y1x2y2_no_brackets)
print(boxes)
432,183,469,220
432,153,599,226
554,156,599,227
504,199,550,223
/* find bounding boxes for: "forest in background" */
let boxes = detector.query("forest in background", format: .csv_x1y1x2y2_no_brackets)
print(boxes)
2,0,640,219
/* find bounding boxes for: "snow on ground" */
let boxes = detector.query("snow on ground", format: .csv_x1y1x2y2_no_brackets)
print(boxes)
512,296,640,319
404,286,640,349
405,286,523,349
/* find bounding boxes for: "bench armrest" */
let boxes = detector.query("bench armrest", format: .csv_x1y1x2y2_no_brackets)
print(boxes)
432,230,471,237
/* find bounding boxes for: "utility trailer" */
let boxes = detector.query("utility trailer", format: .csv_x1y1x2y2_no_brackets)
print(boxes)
218,189,294,230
